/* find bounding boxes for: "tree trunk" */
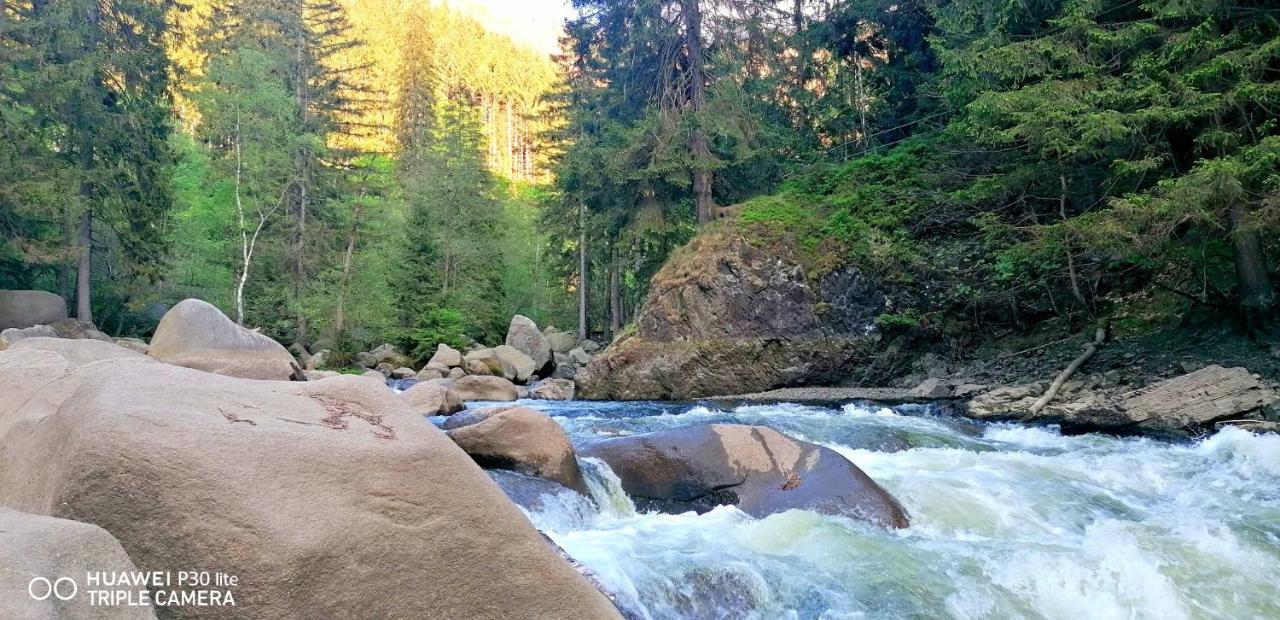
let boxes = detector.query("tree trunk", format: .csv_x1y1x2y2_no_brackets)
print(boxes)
577,202,590,341
59,209,74,304
1229,202,1276,333
680,0,716,223
75,209,92,323
609,245,622,337
333,204,362,335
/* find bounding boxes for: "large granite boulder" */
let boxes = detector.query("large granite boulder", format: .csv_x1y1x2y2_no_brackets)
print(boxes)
578,232,885,399
464,348,504,376
369,343,412,368
0,290,66,330
0,339,620,619
546,330,578,354
443,406,587,494
494,345,536,382
581,423,908,528
427,343,464,369
452,375,519,401
966,365,1278,433
401,382,465,415
506,315,552,372
0,508,156,619
147,299,299,381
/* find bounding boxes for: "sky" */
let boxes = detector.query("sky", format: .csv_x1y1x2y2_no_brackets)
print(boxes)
450,0,576,56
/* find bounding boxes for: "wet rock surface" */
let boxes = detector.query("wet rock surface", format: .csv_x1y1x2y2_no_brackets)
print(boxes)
580,423,909,528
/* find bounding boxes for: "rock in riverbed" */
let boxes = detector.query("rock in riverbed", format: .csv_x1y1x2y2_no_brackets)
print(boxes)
452,374,519,401
444,406,589,494
581,423,909,528
401,381,465,415
0,339,620,619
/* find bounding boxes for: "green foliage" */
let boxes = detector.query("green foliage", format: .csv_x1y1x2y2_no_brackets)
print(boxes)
401,308,470,361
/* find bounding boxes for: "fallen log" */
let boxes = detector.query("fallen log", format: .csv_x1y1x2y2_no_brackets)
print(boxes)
1028,324,1108,417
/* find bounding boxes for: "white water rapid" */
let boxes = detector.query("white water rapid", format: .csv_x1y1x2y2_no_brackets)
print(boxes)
453,400,1280,619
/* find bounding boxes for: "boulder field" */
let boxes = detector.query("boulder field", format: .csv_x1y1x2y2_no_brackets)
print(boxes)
0,338,620,619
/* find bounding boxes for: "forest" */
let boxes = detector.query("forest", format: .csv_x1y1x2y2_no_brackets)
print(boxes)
2,0,1278,364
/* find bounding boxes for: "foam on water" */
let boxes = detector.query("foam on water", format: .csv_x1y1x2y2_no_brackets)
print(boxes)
498,400,1280,619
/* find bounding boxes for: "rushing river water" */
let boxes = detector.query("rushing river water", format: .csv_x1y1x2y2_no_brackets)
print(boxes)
444,400,1280,619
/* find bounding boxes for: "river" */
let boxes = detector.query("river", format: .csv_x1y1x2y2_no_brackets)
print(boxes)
441,400,1280,619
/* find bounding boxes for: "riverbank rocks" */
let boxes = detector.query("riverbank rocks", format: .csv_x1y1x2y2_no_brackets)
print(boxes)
452,374,519,401
530,378,575,401
401,382,465,415
0,290,67,330
147,298,299,381
506,315,552,372
369,343,412,368
0,324,56,351
578,232,886,399
0,508,156,620
966,365,1278,433
49,317,114,342
427,343,464,369
580,423,909,529
546,330,577,354
444,406,588,494
494,344,536,381
0,339,621,619
464,347,505,375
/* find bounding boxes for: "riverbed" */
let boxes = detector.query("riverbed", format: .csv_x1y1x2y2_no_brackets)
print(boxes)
445,400,1280,619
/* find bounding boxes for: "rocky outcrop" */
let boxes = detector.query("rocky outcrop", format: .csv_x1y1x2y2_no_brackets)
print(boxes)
452,375,519,401
0,339,620,619
147,299,299,381
581,423,908,528
0,508,156,620
967,365,1278,433
0,290,67,330
579,337,876,400
401,382,465,415
444,406,588,494
579,232,884,399
506,315,552,372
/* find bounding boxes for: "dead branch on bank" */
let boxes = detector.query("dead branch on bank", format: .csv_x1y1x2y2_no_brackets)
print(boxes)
1028,324,1110,416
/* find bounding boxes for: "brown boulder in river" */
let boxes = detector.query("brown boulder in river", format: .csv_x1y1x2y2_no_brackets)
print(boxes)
452,374,519,401
0,339,621,619
581,423,909,528
445,406,589,494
